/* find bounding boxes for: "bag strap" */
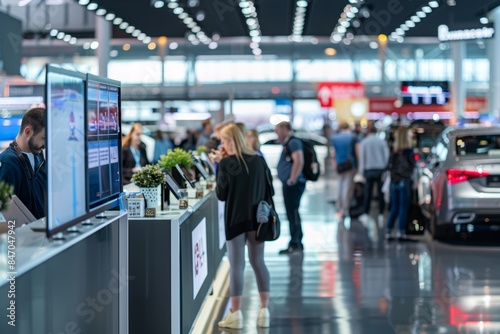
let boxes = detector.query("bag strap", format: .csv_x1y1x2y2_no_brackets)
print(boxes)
264,164,275,208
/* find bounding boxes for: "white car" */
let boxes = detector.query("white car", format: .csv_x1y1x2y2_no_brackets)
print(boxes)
259,131,328,176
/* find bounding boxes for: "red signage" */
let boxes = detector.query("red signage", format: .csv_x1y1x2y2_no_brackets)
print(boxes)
317,82,365,108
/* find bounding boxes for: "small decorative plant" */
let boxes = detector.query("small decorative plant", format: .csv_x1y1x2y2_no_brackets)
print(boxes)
196,145,207,155
159,148,193,171
0,180,13,212
131,164,165,188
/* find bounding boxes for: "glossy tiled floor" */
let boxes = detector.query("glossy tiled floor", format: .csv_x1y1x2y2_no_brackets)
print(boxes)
206,175,500,334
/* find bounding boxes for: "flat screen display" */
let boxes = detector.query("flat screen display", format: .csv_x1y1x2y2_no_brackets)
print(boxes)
86,75,122,211
165,172,185,200
199,152,215,175
175,164,195,188
192,156,210,180
46,65,87,237
400,81,450,105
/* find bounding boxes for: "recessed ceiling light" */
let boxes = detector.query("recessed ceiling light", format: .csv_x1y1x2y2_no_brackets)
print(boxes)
132,30,141,37
397,36,404,43
50,29,58,36
208,42,218,49
69,37,77,44
187,22,196,28
401,24,409,31
369,41,379,49
192,39,200,45
252,48,262,56
63,35,71,42
184,17,193,24
411,16,421,23
90,41,99,49
126,26,135,33
78,0,89,5
332,34,342,42
178,13,188,19
96,8,106,16
249,30,260,37
239,1,249,8
87,3,98,10
167,2,178,8
337,26,346,33
417,11,426,18
138,33,146,41
297,0,308,7
113,17,123,25
169,42,179,50
105,13,115,21
192,26,201,33
480,17,489,24
406,20,415,28
57,32,65,39
173,7,183,14
154,0,164,8
343,38,351,45
429,1,439,8
396,28,404,35
143,37,152,44
196,11,205,21
83,42,91,49
119,22,129,29
247,18,256,25
110,50,119,57
188,34,196,41
422,6,432,13
252,36,261,43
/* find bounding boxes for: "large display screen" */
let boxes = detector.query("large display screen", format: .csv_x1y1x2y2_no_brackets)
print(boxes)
46,65,87,237
400,81,450,105
86,75,122,210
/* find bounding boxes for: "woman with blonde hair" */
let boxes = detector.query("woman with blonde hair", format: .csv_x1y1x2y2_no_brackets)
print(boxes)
210,124,273,329
122,123,150,184
386,126,415,240
245,129,263,156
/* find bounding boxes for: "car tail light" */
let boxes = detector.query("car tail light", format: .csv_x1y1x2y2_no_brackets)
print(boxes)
447,169,490,184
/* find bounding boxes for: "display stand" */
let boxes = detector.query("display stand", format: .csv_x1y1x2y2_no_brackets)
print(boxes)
126,187,225,334
0,212,128,334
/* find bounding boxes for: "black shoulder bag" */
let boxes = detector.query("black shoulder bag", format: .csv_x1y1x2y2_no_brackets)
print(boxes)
255,167,281,242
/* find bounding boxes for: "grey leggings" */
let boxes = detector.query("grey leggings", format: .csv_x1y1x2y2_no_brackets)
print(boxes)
226,231,270,297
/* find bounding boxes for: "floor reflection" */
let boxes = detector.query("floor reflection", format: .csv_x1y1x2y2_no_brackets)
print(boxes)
208,178,500,334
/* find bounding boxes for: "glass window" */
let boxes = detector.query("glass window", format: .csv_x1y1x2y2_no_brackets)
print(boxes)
358,60,381,82
108,60,162,84
296,60,354,81
456,135,500,156
164,60,187,84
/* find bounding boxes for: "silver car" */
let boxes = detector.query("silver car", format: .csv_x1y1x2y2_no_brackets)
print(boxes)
418,126,500,239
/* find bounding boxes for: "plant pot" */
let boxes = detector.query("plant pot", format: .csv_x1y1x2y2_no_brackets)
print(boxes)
140,185,161,209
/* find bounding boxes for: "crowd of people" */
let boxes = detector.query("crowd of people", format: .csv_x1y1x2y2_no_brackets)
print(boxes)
0,107,418,330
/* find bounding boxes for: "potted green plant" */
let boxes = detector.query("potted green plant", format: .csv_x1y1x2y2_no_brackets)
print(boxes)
0,180,14,224
196,145,207,156
131,164,165,208
159,148,193,188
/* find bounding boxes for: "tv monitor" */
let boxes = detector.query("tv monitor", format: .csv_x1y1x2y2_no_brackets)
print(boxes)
86,74,122,213
192,156,210,180
175,164,196,188
400,81,450,105
45,65,87,237
165,172,186,200
199,151,215,175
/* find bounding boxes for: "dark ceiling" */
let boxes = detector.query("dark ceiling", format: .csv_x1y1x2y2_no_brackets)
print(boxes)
81,0,500,39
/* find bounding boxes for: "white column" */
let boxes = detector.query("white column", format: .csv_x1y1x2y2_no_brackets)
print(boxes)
96,16,111,77
489,6,500,120
451,41,466,122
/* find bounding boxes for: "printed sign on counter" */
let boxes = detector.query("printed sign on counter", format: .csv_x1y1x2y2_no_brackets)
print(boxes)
192,218,208,299
218,200,226,250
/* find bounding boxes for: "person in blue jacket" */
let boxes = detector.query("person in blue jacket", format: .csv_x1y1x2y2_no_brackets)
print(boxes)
0,107,47,219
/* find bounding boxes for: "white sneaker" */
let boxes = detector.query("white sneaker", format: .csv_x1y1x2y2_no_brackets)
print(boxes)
377,214,385,229
218,309,243,329
257,307,270,327
358,214,368,225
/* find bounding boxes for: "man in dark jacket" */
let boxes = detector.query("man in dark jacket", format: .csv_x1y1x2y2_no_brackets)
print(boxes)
0,107,47,219
275,121,306,254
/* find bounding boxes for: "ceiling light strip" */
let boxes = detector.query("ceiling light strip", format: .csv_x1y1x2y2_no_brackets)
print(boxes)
389,1,440,43
166,1,212,47
240,0,262,55
50,29,78,45
77,1,153,45
330,2,360,45
290,0,308,42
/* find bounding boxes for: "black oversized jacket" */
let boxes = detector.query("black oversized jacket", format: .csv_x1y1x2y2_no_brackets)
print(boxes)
216,154,274,240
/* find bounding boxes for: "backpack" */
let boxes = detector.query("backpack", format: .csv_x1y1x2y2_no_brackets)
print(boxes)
285,136,320,181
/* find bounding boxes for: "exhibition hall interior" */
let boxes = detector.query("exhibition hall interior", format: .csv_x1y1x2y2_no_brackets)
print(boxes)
2,0,500,333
